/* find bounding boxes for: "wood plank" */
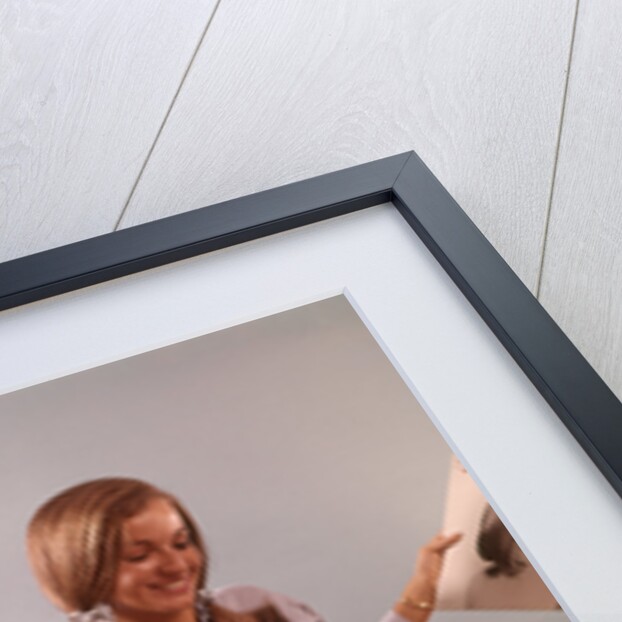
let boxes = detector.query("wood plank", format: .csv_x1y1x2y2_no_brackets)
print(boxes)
0,0,218,262
119,0,576,290
538,1,622,399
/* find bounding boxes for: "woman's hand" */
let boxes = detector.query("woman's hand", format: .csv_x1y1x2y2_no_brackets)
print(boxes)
393,532,462,622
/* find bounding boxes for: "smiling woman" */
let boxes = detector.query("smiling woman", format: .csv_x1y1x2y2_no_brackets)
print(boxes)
112,498,203,620
26,478,457,622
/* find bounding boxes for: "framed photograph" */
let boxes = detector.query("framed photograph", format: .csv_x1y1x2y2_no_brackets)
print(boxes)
1,152,620,622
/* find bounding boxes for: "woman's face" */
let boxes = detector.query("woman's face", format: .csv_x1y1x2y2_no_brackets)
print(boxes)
111,497,203,619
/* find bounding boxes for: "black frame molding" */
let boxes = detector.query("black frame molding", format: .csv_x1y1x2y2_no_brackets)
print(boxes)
2,151,621,499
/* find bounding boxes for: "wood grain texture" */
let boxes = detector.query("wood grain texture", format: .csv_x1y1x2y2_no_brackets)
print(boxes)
539,1,622,399
0,0,217,262
119,0,575,290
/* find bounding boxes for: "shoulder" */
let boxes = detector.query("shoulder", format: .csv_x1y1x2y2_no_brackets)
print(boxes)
211,584,325,621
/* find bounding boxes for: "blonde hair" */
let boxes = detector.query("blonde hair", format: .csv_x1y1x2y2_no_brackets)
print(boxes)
26,478,207,612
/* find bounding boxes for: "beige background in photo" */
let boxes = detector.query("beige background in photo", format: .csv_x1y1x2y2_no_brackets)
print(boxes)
0,295,569,622
1,296,453,622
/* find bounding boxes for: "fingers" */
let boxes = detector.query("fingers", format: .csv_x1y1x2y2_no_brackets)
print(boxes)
425,532,463,553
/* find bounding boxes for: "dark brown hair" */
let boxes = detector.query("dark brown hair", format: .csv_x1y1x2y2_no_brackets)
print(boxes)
476,504,526,577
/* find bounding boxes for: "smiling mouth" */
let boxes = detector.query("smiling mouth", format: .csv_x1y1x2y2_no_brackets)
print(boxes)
151,579,193,594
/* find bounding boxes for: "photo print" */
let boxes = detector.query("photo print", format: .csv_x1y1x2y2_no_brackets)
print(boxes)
0,295,567,621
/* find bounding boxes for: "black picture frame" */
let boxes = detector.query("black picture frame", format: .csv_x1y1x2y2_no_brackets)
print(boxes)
2,150,621,501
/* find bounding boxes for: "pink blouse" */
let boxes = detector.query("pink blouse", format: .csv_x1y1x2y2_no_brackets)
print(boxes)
211,584,408,622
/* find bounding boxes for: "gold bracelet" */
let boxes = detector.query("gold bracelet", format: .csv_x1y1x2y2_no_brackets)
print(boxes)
398,596,434,611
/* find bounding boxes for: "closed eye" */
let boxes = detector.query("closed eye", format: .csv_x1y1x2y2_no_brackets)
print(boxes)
174,540,190,550
126,552,149,562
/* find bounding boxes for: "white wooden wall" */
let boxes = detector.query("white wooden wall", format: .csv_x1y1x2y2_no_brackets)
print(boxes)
6,1,620,395
1,0,619,614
